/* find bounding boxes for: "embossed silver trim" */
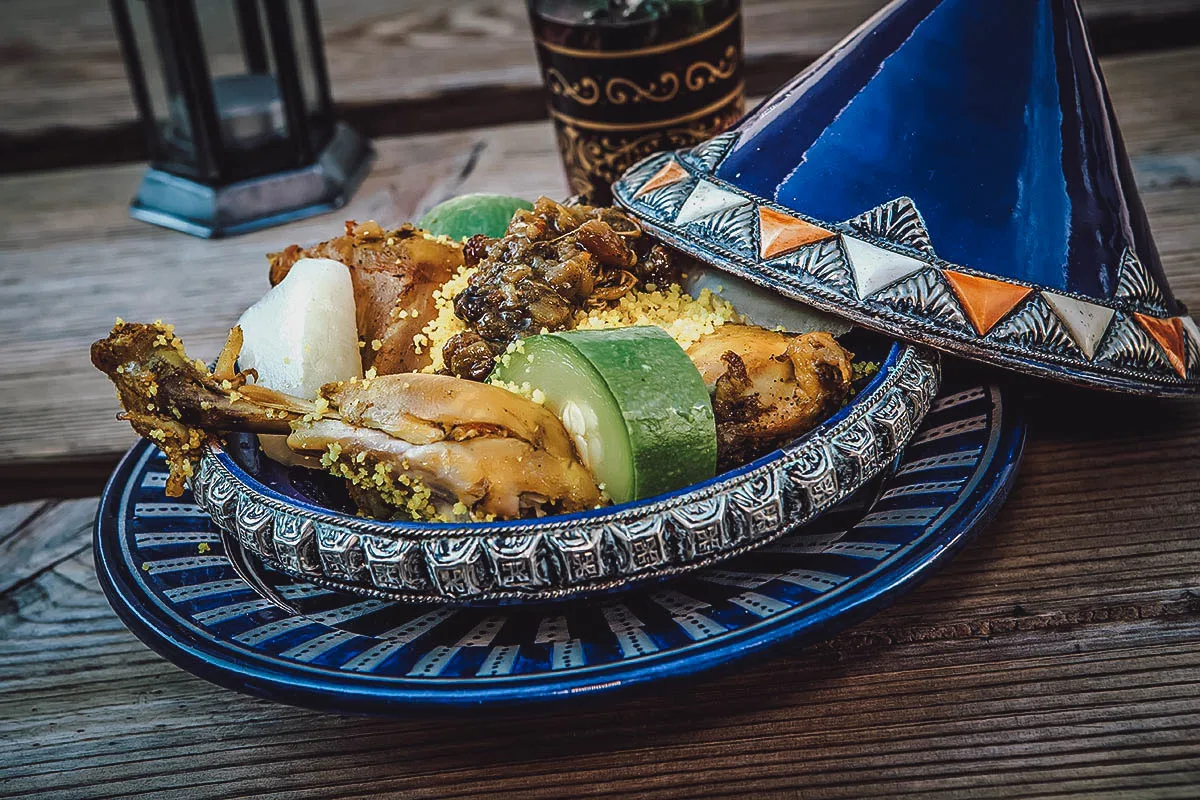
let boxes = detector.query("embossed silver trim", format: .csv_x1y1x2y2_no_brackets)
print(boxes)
614,150,1199,395
191,345,941,603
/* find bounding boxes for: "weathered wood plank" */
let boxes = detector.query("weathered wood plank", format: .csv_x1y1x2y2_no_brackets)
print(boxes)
0,500,48,543
0,48,1198,502
0,521,1196,798
2,1,1199,172
0,22,1197,799
0,498,93,595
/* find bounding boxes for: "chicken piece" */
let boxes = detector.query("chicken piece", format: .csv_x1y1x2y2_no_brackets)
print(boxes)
269,220,463,374
92,322,599,519
687,326,853,468
290,374,600,520
90,321,311,496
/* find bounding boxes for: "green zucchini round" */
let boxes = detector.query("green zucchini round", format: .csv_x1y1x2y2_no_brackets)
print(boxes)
489,327,717,504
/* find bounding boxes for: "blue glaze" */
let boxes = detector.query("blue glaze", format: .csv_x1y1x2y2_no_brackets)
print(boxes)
95,376,1025,711
716,0,1173,309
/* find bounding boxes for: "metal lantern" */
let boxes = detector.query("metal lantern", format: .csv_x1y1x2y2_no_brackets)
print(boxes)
110,0,373,238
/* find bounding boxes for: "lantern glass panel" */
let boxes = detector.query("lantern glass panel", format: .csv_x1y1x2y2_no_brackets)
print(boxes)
125,0,204,179
286,1,334,150
197,1,301,180
115,0,374,237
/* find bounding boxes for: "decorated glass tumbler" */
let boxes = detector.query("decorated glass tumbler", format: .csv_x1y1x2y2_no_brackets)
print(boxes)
528,0,744,204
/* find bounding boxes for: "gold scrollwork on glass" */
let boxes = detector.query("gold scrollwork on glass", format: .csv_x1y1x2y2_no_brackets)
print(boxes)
684,45,740,91
604,72,681,104
545,68,601,106
544,44,742,112
554,98,745,200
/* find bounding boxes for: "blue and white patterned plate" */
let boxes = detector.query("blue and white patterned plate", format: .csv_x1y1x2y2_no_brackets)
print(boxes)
95,375,1024,711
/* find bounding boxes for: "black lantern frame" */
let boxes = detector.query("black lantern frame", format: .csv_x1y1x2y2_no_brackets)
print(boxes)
110,0,373,238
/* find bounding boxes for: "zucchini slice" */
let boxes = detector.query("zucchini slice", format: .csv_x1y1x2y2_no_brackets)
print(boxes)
417,194,533,241
489,327,717,504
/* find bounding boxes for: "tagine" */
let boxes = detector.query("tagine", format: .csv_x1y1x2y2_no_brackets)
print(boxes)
92,197,863,523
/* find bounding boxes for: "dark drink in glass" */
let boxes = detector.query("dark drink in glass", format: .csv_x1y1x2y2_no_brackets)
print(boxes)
528,0,744,204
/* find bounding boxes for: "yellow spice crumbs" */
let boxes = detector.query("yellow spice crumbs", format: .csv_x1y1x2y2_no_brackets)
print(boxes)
488,379,546,405
419,270,741,374
321,442,343,464
573,284,742,349
300,396,331,424
417,264,478,373
325,456,447,521
319,444,490,522
419,230,460,247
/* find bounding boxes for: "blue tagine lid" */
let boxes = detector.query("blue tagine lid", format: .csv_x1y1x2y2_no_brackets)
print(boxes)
613,0,1199,396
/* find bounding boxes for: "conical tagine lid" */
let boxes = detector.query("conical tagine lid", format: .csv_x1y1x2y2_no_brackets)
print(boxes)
613,0,1198,396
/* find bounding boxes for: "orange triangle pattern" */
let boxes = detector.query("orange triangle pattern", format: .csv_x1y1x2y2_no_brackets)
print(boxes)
634,161,688,197
1134,313,1187,378
942,270,1034,336
758,206,834,259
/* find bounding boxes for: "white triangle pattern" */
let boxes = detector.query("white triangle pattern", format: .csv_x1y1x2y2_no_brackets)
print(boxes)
1094,314,1170,372
625,155,670,190
686,132,739,173
1040,291,1116,360
638,176,696,219
845,197,935,256
840,235,929,299
686,201,757,256
1114,248,1167,311
674,180,751,226
989,294,1082,357
1182,316,1200,375
631,181,1193,386
767,238,855,296
872,269,971,332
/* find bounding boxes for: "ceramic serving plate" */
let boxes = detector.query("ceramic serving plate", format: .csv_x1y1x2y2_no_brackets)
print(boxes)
95,374,1024,710
188,334,939,604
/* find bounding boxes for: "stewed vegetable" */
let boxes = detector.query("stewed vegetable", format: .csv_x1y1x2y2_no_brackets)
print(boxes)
490,327,717,504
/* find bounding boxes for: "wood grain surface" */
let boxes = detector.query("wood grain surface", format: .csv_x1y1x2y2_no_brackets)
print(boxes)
1,47,1198,502
2,416,1198,797
3,0,1200,173
2,5,1200,796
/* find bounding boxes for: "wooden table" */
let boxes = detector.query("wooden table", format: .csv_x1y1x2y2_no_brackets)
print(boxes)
2,2,1199,797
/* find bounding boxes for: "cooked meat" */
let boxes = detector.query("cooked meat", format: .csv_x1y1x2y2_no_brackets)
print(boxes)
445,197,685,378
290,374,599,520
269,220,463,374
688,326,854,468
90,321,312,495
441,330,501,382
91,322,599,519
